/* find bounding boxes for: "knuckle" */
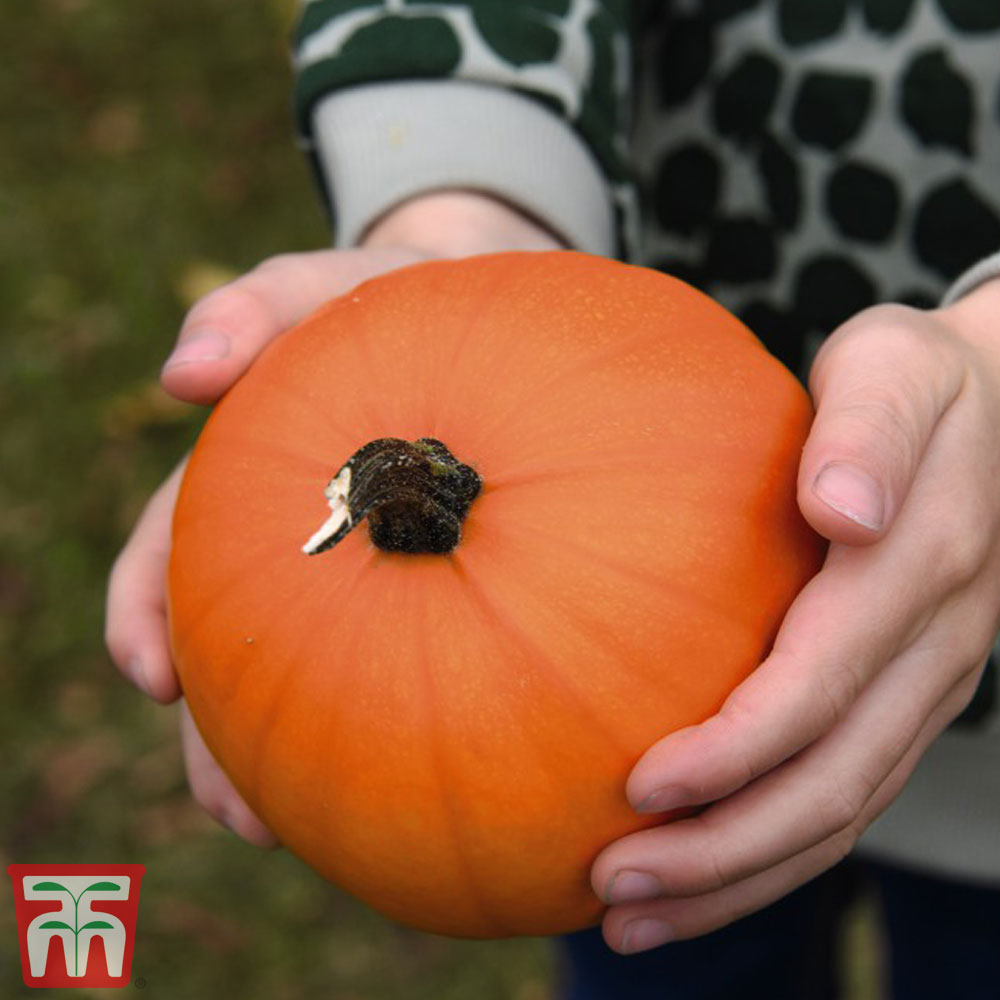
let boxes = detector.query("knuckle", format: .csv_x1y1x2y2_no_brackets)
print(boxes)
823,824,861,867
679,815,742,895
815,311,955,466
912,533,992,616
942,650,994,712
713,686,774,787
936,531,991,592
668,844,730,898
816,772,871,837
702,843,734,894
183,274,266,333
253,251,299,273
816,661,862,727
834,391,920,472
249,253,294,286
834,306,935,360
247,253,311,302
817,791,858,839
955,628,997,674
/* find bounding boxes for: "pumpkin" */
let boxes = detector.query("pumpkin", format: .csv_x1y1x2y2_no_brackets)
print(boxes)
168,251,824,938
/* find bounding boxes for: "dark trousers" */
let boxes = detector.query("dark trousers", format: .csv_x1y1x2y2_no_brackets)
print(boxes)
557,858,1000,1000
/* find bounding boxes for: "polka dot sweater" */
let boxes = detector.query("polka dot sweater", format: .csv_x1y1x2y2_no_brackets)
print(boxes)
293,0,1000,882
632,0,1000,370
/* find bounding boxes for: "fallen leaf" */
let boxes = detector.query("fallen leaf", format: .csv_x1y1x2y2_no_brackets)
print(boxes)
87,101,143,155
102,379,193,440
174,260,239,309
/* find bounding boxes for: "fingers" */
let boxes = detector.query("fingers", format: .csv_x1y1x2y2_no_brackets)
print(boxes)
624,519,939,816
179,702,279,848
600,773,877,952
161,246,426,405
619,309,999,837
624,475,993,819
108,464,280,848
598,637,978,899
596,653,983,951
596,310,1000,950
799,305,964,545
589,301,1000,952
105,461,186,704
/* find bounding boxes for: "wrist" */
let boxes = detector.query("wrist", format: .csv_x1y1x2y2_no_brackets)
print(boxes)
360,190,565,259
309,82,615,255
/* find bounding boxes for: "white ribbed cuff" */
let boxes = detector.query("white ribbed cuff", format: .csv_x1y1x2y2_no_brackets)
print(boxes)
942,250,1000,306
310,80,615,255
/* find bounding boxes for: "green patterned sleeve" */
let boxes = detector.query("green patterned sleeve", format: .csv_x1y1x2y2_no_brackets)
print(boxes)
292,1,636,255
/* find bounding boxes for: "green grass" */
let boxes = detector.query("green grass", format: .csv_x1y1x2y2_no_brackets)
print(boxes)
0,1,555,995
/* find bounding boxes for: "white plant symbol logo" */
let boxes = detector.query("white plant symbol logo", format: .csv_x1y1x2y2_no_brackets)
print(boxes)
23,874,130,978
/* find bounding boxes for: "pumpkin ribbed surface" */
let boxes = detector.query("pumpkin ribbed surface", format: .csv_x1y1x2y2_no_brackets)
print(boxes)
168,251,824,937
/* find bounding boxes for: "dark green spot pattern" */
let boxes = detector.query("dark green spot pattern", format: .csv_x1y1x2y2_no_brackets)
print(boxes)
293,1,634,233
295,15,462,138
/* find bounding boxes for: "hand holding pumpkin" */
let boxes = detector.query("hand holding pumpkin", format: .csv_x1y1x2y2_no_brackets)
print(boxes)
593,279,1000,953
104,193,561,845
163,250,822,936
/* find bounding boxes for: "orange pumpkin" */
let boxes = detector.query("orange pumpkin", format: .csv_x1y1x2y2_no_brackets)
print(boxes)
168,251,824,938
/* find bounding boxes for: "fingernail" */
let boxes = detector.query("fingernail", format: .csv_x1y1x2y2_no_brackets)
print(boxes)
812,462,884,531
605,870,664,905
163,330,230,369
635,784,689,815
621,918,675,954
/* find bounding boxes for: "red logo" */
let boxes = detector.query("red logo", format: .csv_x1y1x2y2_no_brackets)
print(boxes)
7,864,145,989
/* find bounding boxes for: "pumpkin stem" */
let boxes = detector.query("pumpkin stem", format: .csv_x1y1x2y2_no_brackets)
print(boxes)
302,438,482,556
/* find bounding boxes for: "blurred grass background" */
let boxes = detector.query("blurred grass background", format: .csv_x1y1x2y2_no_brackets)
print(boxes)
0,0,556,995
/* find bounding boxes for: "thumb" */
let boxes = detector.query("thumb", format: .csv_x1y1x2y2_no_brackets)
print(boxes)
161,247,426,405
798,309,961,546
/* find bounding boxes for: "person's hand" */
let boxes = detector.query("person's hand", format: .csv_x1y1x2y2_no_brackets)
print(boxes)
105,192,562,844
590,278,1000,954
